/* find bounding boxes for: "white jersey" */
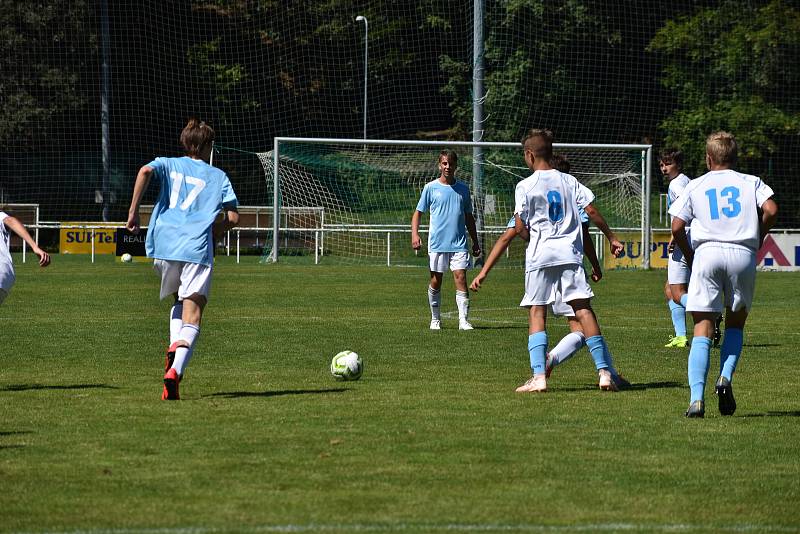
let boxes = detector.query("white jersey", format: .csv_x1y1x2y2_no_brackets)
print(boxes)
668,169,774,252
514,169,594,271
667,173,690,205
0,212,16,292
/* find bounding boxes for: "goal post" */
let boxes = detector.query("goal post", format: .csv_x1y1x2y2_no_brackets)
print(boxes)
260,137,653,267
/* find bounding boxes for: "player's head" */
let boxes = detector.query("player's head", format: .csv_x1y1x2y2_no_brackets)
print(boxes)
181,118,215,160
522,129,554,168
706,131,737,168
438,150,458,178
659,148,683,179
550,153,570,173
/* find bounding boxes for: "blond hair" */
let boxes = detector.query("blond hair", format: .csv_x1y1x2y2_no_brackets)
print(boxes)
706,131,737,166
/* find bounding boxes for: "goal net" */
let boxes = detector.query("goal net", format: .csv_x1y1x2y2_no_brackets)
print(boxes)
258,138,652,267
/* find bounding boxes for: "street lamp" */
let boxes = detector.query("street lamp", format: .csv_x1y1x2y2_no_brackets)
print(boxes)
355,15,368,140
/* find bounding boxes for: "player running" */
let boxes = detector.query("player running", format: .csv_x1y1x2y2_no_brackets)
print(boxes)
512,129,623,393
127,118,239,400
669,131,777,417
411,150,481,331
0,211,50,305
470,153,628,390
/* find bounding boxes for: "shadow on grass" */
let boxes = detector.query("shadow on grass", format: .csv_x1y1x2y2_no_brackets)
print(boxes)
203,388,349,399
552,381,683,393
739,410,800,418
0,384,119,392
0,430,32,451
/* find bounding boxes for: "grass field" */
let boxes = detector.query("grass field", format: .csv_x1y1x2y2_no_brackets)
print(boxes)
2,255,800,533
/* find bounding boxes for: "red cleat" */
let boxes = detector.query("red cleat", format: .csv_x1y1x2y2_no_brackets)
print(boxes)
162,368,180,400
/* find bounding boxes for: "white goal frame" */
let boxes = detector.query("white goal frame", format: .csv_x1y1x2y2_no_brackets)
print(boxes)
270,137,653,267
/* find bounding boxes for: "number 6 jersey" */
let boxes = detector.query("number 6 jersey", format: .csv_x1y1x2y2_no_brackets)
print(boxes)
668,169,774,252
146,156,238,266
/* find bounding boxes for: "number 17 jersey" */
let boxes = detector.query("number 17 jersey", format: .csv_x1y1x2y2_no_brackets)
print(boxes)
668,169,773,252
146,156,238,266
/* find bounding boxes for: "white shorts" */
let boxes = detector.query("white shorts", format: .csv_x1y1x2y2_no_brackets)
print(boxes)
154,259,213,301
429,251,471,273
0,288,7,305
668,252,691,285
686,244,756,313
520,265,593,313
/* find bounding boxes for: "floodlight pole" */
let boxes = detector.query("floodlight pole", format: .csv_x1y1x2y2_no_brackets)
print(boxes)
356,15,368,139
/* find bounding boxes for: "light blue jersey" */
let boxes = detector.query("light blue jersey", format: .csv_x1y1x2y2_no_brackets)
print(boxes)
146,156,238,266
416,180,473,253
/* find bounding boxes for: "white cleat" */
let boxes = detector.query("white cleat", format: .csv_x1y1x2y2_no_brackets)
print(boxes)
515,374,547,393
598,368,618,392
458,320,474,331
430,319,441,330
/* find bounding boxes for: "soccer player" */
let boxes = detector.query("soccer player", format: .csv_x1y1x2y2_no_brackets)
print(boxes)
0,212,50,305
660,148,692,348
512,129,623,393
669,131,777,418
411,150,481,330
470,154,629,389
127,118,239,400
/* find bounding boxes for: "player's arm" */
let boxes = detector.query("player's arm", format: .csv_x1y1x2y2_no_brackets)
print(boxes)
582,223,602,282
213,204,239,238
671,216,693,266
470,228,515,291
127,165,154,234
583,203,622,257
411,210,423,250
2,216,50,267
514,213,529,242
759,198,778,247
465,212,481,256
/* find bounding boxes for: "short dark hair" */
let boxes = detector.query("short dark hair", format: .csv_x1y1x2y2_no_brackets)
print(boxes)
658,148,683,169
180,117,215,157
438,149,458,166
522,129,554,160
550,153,570,173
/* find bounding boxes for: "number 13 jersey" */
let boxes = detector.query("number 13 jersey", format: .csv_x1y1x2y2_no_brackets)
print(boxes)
146,156,238,266
668,169,773,252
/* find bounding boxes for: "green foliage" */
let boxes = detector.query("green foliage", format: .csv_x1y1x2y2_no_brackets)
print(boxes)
649,0,800,176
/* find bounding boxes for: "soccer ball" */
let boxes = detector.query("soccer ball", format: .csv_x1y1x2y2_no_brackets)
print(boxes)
121,253,133,263
330,350,363,381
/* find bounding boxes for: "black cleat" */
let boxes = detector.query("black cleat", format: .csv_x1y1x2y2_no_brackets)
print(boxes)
715,376,736,416
685,400,705,418
713,315,723,347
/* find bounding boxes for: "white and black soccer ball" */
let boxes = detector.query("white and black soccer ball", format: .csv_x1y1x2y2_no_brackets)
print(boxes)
330,350,363,381
121,253,133,263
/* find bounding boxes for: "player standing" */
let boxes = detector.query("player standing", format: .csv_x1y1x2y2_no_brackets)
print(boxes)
660,148,692,348
127,118,239,400
411,150,481,330
0,212,50,305
669,131,777,417
470,154,629,389
513,129,623,393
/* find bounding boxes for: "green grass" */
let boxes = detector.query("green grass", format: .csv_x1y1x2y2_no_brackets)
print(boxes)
2,255,799,533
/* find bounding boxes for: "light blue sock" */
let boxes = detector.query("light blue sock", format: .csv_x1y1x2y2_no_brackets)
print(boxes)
720,328,744,381
680,293,688,307
668,300,687,337
528,332,548,375
585,335,610,371
688,336,712,402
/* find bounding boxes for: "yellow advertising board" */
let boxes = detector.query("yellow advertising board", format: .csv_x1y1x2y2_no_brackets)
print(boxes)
60,223,120,254
603,230,672,269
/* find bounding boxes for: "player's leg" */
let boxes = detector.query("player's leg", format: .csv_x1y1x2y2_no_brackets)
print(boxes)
427,253,446,329
546,316,584,376
516,268,551,392
714,247,756,416
686,312,715,417
451,252,473,330
570,300,615,391
666,254,690,347
164,294,183,371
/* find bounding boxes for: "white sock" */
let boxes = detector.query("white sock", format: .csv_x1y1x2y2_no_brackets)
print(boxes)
172,324,200,376
428,286,441,320
456,290,470,322
549,331,585,366
169,301,184,345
